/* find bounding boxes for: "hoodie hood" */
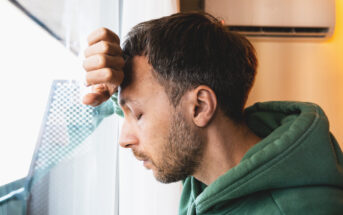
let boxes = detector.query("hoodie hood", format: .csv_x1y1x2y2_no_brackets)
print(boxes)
181,101,343,214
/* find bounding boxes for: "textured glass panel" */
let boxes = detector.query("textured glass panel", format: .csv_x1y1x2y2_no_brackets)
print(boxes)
26,81,119,215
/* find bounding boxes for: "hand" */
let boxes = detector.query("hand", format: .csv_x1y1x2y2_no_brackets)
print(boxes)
82,27,124,106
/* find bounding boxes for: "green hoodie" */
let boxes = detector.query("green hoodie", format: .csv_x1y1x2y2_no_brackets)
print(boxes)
179,101,343,215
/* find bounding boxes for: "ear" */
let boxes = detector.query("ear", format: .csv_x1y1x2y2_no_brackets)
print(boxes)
189,86,217,127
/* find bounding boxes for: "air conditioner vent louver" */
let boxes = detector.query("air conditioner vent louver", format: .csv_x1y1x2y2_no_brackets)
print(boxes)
227,26,329,38
204,0,335,39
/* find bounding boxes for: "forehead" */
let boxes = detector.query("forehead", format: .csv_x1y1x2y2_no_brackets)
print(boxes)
119,56,162,103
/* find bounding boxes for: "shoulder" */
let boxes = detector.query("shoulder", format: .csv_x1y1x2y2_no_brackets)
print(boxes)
270,186,343,215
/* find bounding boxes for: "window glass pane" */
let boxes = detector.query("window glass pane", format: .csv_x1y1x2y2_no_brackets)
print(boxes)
0,1,81,186
1,0,120,214
10,0,120,53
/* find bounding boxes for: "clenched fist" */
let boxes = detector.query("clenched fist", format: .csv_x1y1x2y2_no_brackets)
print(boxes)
82,27,124,106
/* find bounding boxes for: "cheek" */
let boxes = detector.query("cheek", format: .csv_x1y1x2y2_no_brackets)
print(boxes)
139,109,172,159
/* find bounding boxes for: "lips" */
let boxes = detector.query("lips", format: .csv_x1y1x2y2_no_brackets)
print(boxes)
132,149,152,169
135,157,147,161
136,157,150,168
135,155,149,163
132,149,149,161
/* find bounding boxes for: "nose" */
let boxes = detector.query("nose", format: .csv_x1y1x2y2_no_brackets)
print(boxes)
119,119,139,148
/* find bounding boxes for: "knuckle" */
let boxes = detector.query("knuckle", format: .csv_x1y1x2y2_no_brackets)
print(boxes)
118,46,123,54
112,44,122,55
114,34,120,44
101,41,110,53
103,68,113,82
117,47,123,55
97,54,106,67
98,27,109,38
117,57,125,68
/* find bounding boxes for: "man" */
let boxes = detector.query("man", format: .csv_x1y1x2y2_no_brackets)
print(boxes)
83,12,343,214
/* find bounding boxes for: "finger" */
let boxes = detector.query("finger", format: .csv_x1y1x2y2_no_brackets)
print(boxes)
87,27,120,46
84,41,122,58
106,82,118,96
82,84,111,106
85,68,124,86
83,54,125,71
82,92,110,106
92,83,117,98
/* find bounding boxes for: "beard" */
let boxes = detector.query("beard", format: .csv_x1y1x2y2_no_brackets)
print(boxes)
132,110,206,183
153,110,205,183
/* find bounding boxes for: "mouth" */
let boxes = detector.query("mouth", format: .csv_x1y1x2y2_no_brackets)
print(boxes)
132,150,152,169
135,156,152,169
135,157,146,161
133,156,150,168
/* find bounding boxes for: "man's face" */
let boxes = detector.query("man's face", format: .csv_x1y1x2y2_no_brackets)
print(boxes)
119,56,205,183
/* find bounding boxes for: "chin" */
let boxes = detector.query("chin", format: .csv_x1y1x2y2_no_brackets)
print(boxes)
153,170,188,184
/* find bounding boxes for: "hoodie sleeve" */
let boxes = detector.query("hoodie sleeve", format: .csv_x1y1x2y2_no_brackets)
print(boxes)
111,93,124,117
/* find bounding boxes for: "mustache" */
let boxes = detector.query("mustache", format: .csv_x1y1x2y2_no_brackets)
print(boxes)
132,149,149,161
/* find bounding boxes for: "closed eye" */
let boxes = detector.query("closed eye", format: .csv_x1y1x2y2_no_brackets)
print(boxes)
136,113,143,120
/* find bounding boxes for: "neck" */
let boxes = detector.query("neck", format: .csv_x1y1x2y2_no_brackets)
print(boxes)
193,114,261,185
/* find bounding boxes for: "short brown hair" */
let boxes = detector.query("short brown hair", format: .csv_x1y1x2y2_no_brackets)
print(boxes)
122,12,257,122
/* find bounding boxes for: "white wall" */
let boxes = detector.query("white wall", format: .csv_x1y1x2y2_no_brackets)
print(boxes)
247,1,343,146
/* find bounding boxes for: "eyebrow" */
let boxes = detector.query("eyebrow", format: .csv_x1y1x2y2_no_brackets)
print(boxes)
119,97,140,107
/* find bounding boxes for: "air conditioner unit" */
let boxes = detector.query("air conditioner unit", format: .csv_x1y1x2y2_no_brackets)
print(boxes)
204,0,335,39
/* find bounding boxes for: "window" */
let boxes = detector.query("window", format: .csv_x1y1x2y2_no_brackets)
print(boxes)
0,1,181,214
